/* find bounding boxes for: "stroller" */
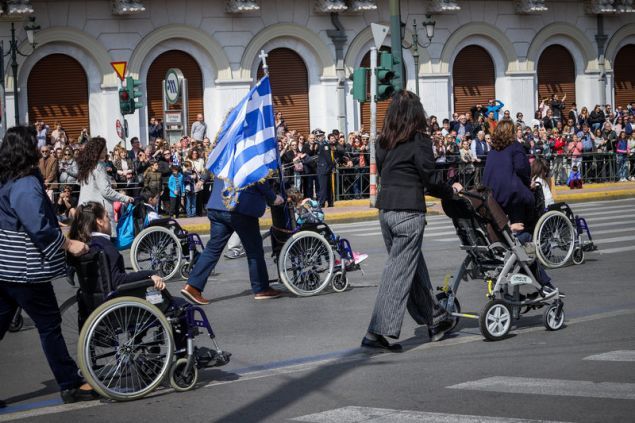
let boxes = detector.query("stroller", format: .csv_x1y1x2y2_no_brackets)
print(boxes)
438,187,565,341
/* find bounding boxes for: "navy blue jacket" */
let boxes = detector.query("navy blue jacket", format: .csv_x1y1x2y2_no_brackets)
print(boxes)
482,141,534,225
90,235,153,289
208,177,276,218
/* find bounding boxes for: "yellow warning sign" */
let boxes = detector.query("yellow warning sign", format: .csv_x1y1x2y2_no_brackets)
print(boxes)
111,62,127,81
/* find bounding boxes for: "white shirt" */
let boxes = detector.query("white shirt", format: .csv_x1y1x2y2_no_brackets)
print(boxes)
533,176,554,207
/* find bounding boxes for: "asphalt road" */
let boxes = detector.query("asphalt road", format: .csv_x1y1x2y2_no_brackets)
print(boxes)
1,198,635,422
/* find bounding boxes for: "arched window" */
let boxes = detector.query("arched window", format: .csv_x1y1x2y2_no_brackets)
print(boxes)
537,45,576,107
614,44,635,109
147,50,204,134
453,45,495,115
28,54,89,140
258,48,310,136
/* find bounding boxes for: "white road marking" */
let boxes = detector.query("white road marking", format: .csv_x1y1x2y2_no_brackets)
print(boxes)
291,406,570,423
583,350,635,362
0,400,104,423
448,376,635,400
598,245,635,254
573,207,635,218
593,235,635,245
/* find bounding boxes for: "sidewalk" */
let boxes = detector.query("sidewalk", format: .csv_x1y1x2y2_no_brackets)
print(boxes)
179,181,635,233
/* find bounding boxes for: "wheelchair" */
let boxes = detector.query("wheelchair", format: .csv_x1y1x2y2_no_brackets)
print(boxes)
533,202,597,269
130,218,204,281
68,248,230,401
268,204,361,296
438,188,565,341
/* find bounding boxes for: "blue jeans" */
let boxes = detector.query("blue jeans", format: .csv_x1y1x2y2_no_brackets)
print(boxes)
185,192,197,217
187,210,270,294
617,154,628,180
0,282,83,391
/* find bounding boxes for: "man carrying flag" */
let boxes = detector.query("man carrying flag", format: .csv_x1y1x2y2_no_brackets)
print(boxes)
181,75,285,305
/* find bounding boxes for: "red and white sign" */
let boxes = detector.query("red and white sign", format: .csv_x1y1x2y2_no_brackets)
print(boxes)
111,61,127,81
116,119,124,139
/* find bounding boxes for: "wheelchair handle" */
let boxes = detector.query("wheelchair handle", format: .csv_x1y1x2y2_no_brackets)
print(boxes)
459,190,486,201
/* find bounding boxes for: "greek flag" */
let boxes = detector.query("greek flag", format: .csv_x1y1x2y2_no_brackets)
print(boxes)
206,75,279,209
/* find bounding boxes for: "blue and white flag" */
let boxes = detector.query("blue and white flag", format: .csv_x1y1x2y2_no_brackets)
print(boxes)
206,75,279,209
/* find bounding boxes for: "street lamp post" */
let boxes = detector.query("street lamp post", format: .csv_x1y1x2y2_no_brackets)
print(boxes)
404,15,435,97
1,16,40,125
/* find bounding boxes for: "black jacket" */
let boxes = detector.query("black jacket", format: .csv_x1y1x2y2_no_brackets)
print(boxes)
90,235,153,289
316,141,336,175
376,132,454,212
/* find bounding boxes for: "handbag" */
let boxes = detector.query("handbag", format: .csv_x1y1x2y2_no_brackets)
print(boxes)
294,160,304,172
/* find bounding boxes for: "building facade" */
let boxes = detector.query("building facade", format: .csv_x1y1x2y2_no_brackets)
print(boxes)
0,0,634,148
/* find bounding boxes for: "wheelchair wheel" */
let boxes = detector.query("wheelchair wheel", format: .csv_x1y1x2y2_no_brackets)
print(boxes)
59,295,80,361
572,247,585,265
479,299,511,341
544,302,565,331
278,231,334,296
131,226,182,281
533,210,575,269
436,292,461,333
169,358,198,392
8,309,23,332
78,296,174,401
331,271,349,293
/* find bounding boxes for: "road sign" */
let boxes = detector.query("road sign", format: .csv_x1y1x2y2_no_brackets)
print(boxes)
111,62,127,81
371,23,389,50
115,119,123,139
164,68,184,105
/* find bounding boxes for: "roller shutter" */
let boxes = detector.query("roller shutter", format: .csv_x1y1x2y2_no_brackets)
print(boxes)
453,45,495,115
147,50,203,135
614,44,635,109
537,45,576,107
257,48,310,136
27,54,89,141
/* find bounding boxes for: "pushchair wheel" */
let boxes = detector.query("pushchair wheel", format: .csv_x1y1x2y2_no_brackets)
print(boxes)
479,299,512,341
436,292,461,333
331,271,349,293
544,302,565,331
169,358,198,392
8,310,23,332
572,247,585,265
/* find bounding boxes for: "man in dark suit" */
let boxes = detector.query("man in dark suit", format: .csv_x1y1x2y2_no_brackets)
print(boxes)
127,137,142,161
182,178,285,304
316,129,336,207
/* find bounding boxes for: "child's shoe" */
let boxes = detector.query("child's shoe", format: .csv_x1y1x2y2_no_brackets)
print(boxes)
353,252,368,265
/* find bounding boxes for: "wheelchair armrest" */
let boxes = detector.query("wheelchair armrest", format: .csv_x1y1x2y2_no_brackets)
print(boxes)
116,279,154,293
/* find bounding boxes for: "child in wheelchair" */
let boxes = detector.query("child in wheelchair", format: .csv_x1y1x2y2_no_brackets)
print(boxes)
286,187,368,266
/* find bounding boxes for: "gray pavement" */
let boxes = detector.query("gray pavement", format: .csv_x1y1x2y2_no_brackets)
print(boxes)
2,198,635,422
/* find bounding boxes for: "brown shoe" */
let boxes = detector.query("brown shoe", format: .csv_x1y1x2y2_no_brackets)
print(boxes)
181,284,211,305
254,288,282,300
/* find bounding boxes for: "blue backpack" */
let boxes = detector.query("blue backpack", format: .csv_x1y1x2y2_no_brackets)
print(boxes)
115,204,136,250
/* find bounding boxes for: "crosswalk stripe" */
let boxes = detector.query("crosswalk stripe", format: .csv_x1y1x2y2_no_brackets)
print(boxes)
588,227,635,236
583,350,635,362
584,215,632,223
291,406,569,423
574,208,633,218
448,376,635,400
593,235,635,245
598,245,635,254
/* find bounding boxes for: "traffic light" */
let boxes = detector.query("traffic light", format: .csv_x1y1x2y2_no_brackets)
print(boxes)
350,67,368,103
119,87,132,115
376,52,396,101
126,76,143,112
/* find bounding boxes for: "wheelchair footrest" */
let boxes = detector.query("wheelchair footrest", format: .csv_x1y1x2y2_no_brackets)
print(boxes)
195,346,231,368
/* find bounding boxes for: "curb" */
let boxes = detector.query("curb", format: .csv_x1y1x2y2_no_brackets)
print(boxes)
180,189,635,233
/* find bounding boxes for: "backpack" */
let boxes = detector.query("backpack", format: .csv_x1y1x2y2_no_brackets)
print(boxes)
115,203,136,250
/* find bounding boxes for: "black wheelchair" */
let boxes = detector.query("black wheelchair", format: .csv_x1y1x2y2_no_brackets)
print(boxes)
67,249,230,401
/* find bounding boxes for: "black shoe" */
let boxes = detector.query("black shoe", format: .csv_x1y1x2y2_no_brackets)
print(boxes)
428,319,454,342
361,335,403,353
0,399,6,408
60,387,99,404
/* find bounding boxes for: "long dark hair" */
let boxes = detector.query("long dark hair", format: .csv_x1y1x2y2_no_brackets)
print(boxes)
377,90,427,150
69,201,107,243
0,126,40,183
77,137,107,183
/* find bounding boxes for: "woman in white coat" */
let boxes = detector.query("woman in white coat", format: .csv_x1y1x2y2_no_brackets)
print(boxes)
77,137,133,227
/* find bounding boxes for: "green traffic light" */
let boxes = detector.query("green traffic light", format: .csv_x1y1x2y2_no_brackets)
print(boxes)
350,67,368,103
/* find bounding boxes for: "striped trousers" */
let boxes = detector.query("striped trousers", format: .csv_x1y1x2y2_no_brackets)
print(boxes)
368,210,437,339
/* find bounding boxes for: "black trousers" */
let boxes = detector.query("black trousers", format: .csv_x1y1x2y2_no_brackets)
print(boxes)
169,195,181,217
0,281,83,391
318,172,333,207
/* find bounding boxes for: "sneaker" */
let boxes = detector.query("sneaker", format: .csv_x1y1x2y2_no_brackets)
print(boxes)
224,247,246,259
352,252,368,265
428,319,454,342
254,288,282,300
180,284,211,305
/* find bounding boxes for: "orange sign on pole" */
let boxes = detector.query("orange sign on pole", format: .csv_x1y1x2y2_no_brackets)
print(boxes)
111,61,127,81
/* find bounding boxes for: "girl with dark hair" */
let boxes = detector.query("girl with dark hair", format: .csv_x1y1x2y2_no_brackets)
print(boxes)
77,137,133,228
362,91,463,352
0,126,98,406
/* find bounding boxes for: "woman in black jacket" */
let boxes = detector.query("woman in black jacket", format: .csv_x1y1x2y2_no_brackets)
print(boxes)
0,126,97,406
362,91,463,352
